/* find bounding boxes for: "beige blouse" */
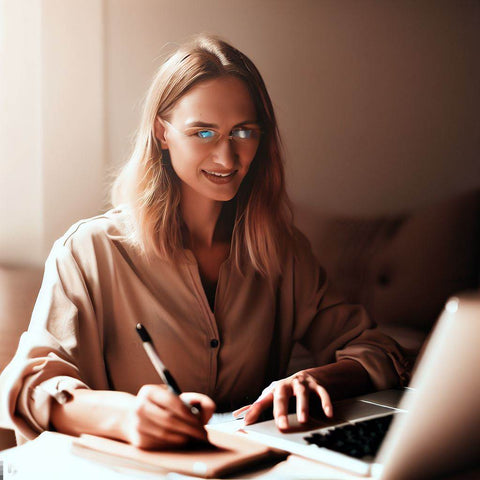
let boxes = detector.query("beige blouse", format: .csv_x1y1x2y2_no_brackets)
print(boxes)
0,207,409,441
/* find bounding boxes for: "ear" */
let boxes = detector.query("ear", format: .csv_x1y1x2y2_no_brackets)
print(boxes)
154,117,169,149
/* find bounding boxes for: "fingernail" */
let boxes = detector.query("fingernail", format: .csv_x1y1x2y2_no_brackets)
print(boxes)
278,415,288,429
325,405,332,417
234,408,249,420
299,411,307,423
233,406,248,417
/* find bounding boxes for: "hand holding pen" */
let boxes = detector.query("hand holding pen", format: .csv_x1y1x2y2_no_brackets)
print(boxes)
136,323,201,416
121,323,216,450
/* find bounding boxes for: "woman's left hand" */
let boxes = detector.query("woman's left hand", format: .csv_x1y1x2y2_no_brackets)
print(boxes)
234,371,333,431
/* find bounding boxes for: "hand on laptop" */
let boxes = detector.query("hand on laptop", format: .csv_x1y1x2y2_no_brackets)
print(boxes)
233,372,333,431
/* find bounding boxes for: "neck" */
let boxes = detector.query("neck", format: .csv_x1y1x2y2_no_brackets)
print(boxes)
180,186,223,248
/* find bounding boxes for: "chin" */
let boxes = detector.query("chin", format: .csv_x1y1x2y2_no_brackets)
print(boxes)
210,191,238,202
202,182,242,203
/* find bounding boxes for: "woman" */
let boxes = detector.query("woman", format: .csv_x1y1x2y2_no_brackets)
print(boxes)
0,35,409,449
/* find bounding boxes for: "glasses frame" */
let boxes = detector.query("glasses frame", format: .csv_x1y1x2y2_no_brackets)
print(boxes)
160,118,262,147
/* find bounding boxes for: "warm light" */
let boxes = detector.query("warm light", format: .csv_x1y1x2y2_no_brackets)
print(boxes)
445,298,459,313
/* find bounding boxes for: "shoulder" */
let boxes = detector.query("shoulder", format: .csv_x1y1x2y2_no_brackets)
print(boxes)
62,207,130,243
286,226,317,263
292,226,312,249
42,207,139,287
53,206,133,259
285,226,327,283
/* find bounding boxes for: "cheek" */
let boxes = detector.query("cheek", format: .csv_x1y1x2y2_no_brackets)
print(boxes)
168,145,202,176
239,149,258,172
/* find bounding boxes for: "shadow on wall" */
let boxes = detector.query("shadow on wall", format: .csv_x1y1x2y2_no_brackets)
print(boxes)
294,188,480,347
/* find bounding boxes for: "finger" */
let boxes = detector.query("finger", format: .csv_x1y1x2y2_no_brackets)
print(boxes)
243,393,273,425
136,399,208,442
141,385,201,427
273,382,292,430
233,405,251,418
257,382,277,402
243,382,278,425
312,384,333,418
181,392,216,425
292,377,310,423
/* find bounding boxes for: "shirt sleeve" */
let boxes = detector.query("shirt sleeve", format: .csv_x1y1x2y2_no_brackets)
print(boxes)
0,239,108,440
292,231,411,390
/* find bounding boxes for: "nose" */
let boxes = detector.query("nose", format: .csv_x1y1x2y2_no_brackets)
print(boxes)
212,136,237,168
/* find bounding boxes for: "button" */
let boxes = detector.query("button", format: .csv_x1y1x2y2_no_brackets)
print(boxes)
377,272,391,286
210,339,219,348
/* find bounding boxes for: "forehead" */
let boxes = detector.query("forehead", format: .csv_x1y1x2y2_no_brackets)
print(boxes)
170,76,257,124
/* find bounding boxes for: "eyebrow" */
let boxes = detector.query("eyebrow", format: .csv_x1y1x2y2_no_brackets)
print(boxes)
184,120,260,129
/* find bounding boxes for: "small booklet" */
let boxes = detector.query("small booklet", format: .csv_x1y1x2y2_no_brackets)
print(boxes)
71,428,287,478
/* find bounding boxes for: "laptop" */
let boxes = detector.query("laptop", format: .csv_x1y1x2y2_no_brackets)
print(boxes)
238,293,480,478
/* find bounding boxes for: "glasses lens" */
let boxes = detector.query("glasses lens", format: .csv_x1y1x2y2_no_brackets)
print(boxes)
231,128,260,141
175,122,261,147
195,130,218,142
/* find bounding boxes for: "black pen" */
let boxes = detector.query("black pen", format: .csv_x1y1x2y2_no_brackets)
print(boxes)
136,323,200,416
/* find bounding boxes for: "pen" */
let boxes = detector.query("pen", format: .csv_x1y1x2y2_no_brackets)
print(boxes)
136,323,200,416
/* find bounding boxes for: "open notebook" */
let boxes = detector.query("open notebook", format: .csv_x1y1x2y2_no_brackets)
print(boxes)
72,427,287,478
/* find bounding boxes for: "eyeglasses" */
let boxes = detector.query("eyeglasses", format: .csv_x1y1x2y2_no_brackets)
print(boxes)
162,119,262,148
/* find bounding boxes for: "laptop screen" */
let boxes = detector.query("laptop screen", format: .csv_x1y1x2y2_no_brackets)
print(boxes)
376,293,480,479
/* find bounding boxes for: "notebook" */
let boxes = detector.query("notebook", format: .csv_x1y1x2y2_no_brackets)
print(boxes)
72,427,287,478
239,293,480,478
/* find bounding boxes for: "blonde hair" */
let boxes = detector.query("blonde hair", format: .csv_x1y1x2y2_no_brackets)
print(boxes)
112,34,293,276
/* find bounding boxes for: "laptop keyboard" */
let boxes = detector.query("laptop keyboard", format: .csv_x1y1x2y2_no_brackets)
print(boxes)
303,413,395,460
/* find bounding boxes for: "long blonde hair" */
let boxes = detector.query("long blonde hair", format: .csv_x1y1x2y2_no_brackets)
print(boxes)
112,34,293,277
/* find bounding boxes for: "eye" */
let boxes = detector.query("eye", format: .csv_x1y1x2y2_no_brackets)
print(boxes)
195,129,216,140
231,128,254,140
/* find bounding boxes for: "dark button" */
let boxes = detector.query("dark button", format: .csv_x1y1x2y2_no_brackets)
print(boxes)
377,272,391,286
210,339,219,348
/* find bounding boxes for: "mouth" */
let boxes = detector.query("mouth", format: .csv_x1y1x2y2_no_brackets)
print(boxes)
201,169,237,184
202,170,236,177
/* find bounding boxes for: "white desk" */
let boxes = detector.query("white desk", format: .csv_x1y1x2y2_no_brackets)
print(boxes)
0,430,364,480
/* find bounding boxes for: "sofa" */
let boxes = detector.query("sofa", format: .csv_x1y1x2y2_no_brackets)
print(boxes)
289,188,480,373
1,188,479,450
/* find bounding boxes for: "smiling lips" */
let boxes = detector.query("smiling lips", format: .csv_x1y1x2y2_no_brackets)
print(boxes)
201,169,237,184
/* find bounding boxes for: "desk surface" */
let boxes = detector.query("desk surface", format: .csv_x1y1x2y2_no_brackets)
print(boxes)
0,430,365,480
2,430,478,480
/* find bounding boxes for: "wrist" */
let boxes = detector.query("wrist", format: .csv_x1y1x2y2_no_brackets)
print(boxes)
50,389,136,441
100,391,136,442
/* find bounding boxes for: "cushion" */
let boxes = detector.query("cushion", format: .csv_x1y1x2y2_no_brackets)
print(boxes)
299,189,480,333
289,189,480,370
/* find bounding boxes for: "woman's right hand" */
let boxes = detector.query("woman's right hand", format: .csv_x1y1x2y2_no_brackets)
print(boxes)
122,384,216,449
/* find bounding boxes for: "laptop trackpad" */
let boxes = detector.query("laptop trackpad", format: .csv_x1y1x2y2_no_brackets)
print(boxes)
333,399,397,422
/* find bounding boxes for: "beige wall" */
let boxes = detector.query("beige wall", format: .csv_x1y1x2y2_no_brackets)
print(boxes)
0,0,105,266
0,0,43,265
1,0,479,266
41,0,105,256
